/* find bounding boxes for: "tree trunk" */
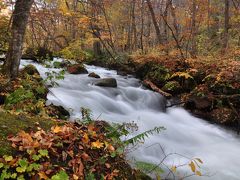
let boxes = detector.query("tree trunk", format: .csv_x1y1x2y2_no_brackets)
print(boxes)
131,0,137,51
190,0,197,58
3,0,34,79
223,0,230,49
140,0,144,52
146,0,162,44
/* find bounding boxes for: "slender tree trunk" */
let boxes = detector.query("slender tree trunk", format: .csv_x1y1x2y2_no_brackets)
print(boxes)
207,0,211,33
169,0,179,39
131,0,137,51
146,0,162,44
140,0,144,52
223,0,230,49
3,0,34,79
163,0,169,44
190,0,197,58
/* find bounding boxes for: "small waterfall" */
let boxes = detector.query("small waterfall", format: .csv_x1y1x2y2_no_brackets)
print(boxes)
20,59,240,180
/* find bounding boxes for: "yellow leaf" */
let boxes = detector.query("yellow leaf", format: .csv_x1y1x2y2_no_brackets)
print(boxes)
91,140,104,149
171,166,177,173
196,171,202,176
82,133,89,144
189,161,196,172
51,126,61,133
73,174,79,180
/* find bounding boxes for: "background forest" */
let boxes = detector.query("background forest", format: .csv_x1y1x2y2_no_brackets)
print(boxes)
1,0,239,60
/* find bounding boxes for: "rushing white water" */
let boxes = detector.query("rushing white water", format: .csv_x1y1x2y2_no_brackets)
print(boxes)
20,59,240,180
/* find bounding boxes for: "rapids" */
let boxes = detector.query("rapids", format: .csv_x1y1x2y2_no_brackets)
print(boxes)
20,59,240,180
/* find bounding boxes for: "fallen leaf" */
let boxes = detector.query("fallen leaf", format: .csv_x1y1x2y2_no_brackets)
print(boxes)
52,126,62,133
38,171,48,180
91,140,104,149
105,163,111,169
189,161,196,172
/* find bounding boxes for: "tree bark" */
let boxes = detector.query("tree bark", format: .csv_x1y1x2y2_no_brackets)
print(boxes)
223,0,230,49
146,0,162,44
3,0,34,79
190,0,197,58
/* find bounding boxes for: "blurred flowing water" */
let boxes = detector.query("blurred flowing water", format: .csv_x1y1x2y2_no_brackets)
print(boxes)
21,59,240,180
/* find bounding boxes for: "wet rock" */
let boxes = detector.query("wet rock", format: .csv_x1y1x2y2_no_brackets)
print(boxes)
22,47,53,62
88,72,100,78
170,72,196,92
95,78,117,88
117,71,128,76
22,64,40,75
185,96,212,110
67,64,88,74
46,104,70,120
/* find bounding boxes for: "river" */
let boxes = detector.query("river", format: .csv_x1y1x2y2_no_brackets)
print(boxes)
20,59,240,180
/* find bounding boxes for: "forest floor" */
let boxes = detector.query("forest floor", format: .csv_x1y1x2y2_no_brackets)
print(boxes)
88,48,240,131
0,64,149,179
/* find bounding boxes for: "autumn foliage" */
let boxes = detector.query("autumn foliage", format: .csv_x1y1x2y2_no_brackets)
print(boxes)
0,120,138,180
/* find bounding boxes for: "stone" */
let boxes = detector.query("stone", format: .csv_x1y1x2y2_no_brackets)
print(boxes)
162,81,181,95
46,104,70,120
185,96,212,110
67,64,88,74
88,72,100,78
22,64,40,75
117,71,128,76
95,78,117,88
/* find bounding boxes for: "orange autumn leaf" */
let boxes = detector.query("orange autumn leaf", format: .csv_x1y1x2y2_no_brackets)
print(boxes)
82,133,89,144
107,144,115,152
51,126,62,133
38,171,48,180
91,140,104,149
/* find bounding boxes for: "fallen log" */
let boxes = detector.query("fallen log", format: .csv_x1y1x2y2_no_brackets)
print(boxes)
143,79,172,98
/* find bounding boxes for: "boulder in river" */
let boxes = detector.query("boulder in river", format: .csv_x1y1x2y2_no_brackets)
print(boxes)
185,96,212,111
88,72,100,78
117,71,128,76
67,64,88,74
46,104,70,120
95,78,117,88
21,64,40,75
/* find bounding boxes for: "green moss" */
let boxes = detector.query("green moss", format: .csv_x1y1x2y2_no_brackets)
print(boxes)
0,111,56,156
162,81,181,94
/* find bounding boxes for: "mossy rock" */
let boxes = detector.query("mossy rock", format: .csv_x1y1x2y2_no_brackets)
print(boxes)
188,68,206,84
22,47,53,62
135,62,155,79
21,64,40,76
45,104,70,120
136,63,170,86
170,72,196,92
162,81,181,95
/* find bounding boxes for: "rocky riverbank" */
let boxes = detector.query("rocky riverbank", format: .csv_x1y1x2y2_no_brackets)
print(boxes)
0,64,150,179
87,52,240,132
